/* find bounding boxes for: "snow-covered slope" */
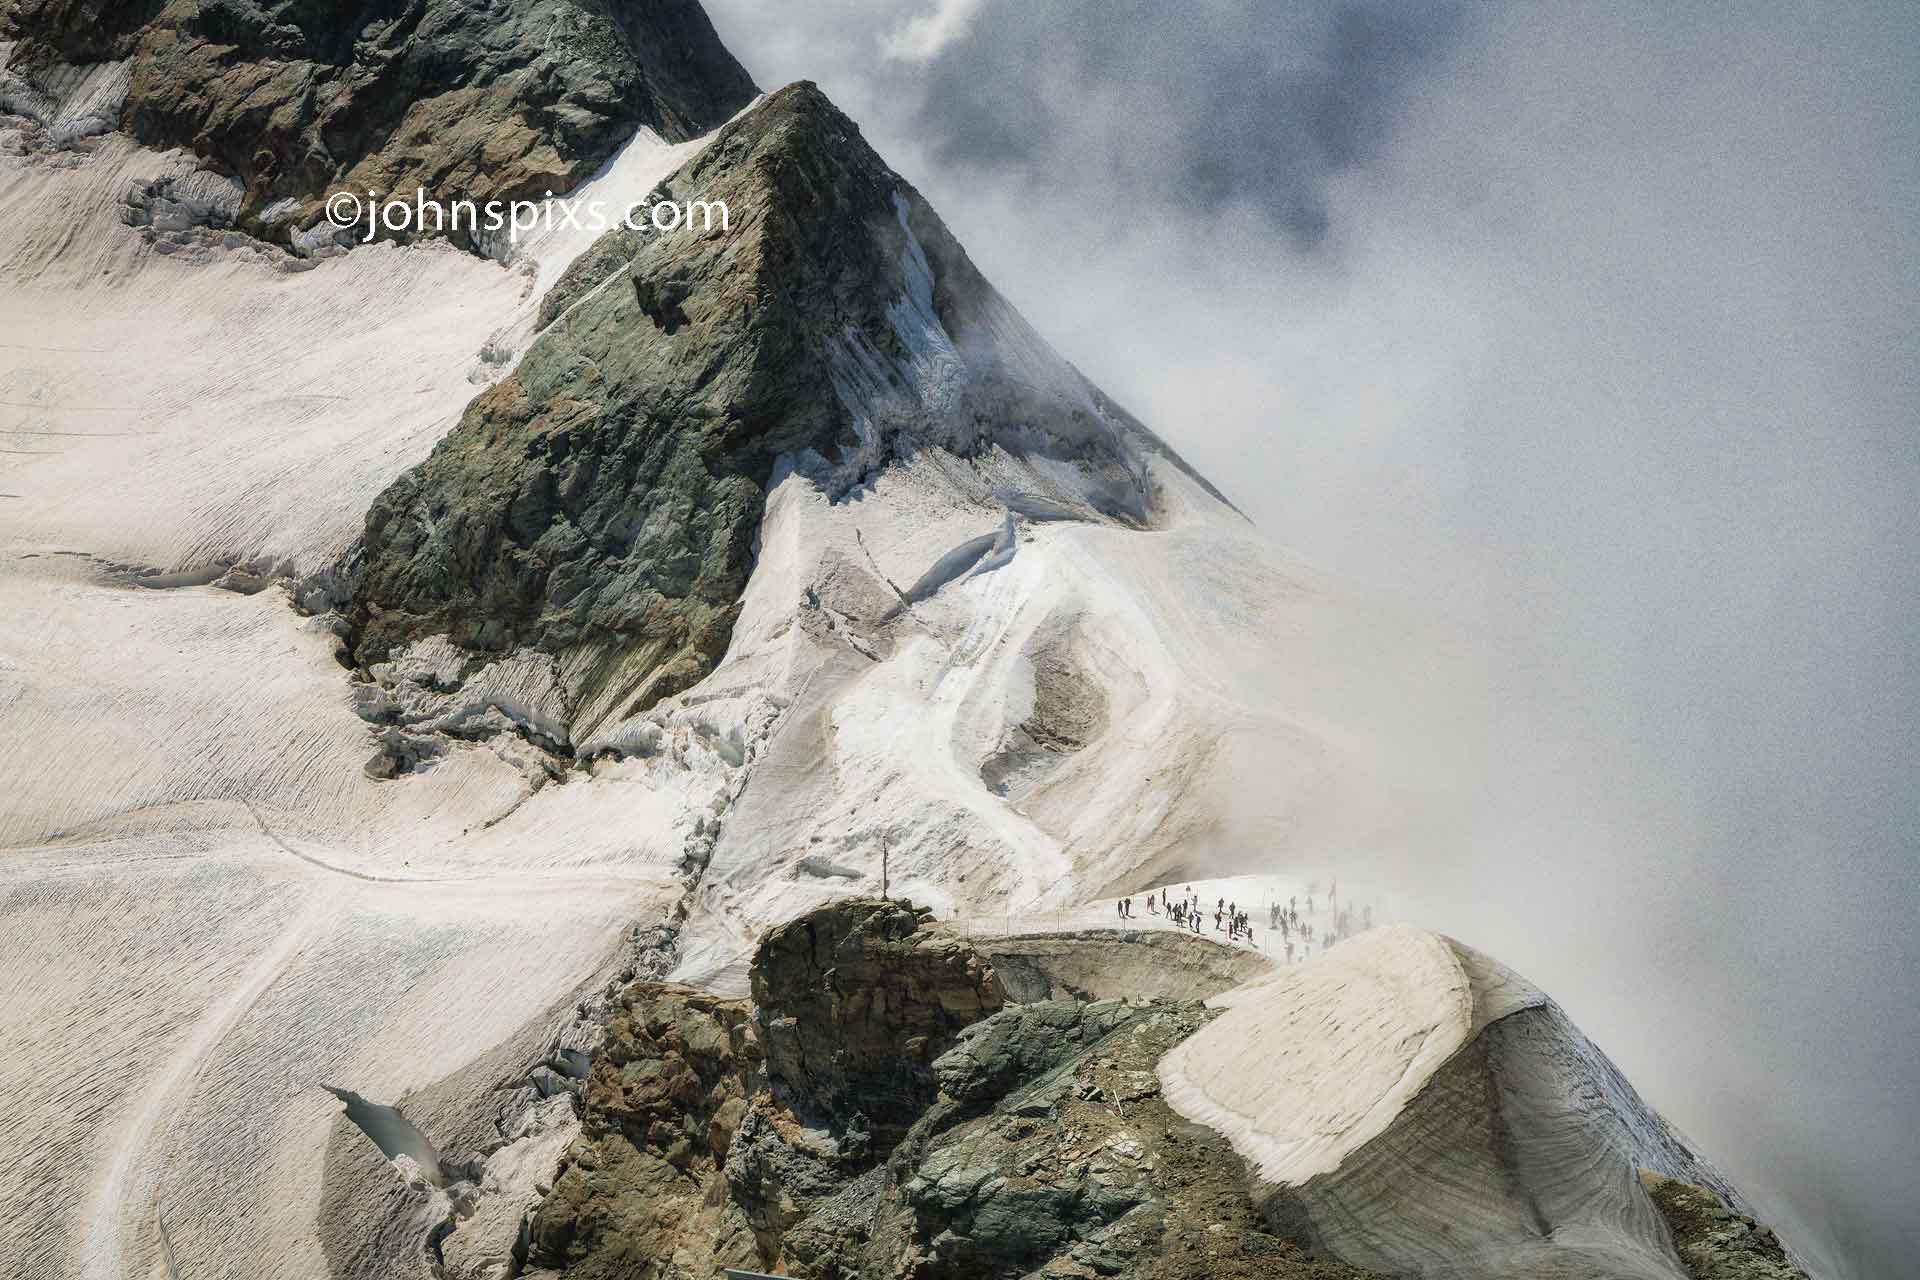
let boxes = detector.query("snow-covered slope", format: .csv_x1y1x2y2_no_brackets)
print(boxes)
1159,925,1753,1279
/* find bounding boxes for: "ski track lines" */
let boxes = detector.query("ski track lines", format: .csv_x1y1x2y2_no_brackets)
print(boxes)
0,849,313,1280
0,839,651,1280
79,889,338,1280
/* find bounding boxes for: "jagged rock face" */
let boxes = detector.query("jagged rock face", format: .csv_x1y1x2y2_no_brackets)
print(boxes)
0,0,162,62
529,983,766,1279
532,899,1011,1278
531,911,1372,1280
975,929,1274,1004
751,897,1006,1150
347,82,895,730
930,996,1144,1105
0,0,755,235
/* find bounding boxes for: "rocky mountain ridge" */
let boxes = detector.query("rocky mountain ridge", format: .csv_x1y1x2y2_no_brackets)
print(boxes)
0,0,756,242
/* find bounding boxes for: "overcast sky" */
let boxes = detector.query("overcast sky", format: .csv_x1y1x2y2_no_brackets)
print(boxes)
701,3,1919,1274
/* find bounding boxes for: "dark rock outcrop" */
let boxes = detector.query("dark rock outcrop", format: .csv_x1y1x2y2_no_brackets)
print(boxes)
528,898,1005,1278
928,996,1140,1105
0,0,756,237
975,928,1273,1004
751,897,1006,1151
346,83,904,733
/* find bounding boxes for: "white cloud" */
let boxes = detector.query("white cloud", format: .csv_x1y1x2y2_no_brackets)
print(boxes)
878,0,987,63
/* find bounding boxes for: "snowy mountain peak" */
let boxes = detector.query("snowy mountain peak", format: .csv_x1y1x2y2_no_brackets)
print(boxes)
344,80,1233,743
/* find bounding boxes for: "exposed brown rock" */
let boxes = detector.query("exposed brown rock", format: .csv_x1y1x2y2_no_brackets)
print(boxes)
529,983,765,1280
529,904,1391,1280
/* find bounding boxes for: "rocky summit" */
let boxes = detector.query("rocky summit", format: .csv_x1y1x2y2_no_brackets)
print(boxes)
0,0,756,239
525,898,1389,1280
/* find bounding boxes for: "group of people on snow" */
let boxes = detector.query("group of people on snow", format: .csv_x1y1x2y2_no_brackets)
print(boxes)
1115,880,1379,963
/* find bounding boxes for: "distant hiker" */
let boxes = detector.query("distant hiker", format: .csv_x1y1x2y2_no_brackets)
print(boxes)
1285,941,1295,963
